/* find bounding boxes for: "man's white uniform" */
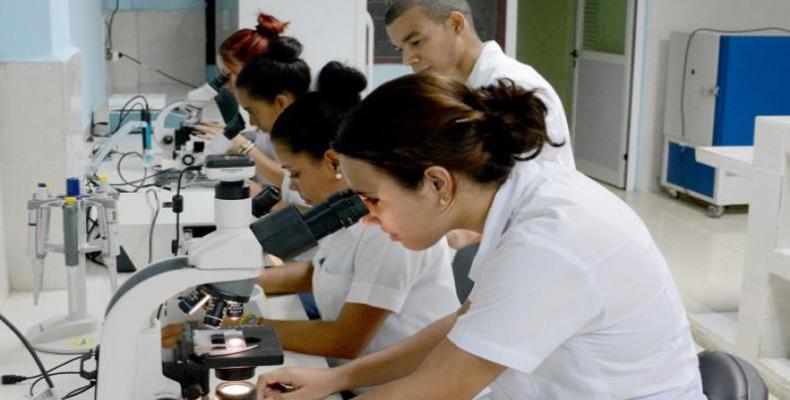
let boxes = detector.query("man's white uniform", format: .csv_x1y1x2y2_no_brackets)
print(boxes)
466,42,575,169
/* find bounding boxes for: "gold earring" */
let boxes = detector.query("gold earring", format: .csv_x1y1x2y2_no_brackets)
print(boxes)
335,172,343,180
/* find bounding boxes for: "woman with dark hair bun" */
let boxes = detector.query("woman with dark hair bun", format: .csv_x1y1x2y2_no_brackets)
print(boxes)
251,63,459,386
256,72,704,400
195,11,309,193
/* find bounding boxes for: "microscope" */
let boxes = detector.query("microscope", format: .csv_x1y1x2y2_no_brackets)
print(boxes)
154,74,246,169
95,154,368,400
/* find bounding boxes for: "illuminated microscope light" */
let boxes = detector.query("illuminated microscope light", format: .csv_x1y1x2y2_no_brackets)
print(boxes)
215,381,255,400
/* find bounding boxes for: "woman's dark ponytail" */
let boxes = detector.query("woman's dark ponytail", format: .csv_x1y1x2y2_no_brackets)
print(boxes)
266,36,303,63
235,36,311,102
464,79,560,183
334,73,564,188
270,62,367,159
317,61,367,107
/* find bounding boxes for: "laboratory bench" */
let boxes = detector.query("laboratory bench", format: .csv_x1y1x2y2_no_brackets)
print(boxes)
0,274,341,399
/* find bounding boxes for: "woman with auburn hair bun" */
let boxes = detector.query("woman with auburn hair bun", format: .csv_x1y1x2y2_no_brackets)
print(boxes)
218,12,290,86
255,72,705,400
195,11,309,196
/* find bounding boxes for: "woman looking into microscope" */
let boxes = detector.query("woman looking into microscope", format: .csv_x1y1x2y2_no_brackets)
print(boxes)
196,11,308,197
249,62,460,382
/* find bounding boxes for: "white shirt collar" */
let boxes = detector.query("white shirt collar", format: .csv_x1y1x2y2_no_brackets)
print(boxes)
467,162,536,281
466,41,505,88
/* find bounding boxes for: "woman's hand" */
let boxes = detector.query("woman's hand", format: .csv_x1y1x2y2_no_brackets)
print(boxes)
192,122,224,140
228,134,252,154
256,367,344,400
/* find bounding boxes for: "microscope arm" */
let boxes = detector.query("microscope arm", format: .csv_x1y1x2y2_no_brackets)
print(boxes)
97,254,265,399
85,121,149,178
97,216,265,400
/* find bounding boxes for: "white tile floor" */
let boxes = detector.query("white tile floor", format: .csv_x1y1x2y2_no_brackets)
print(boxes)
610,188,748,316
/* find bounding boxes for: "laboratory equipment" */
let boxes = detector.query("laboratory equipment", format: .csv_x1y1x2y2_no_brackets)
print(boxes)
94,154,368,399
154,74,246,169
25,177,120,354
86,120,150,178
162,321,282,400
661,31,790,217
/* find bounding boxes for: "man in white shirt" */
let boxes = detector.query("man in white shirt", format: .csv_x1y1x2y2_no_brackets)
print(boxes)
384,0,575,169
385,0,575,249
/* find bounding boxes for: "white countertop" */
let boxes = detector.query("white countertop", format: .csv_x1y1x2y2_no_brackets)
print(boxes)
695,146,756,178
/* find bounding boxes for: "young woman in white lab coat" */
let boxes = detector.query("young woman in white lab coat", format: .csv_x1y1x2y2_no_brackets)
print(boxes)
251,63,460,365
196,12,308,193
255,73,706,400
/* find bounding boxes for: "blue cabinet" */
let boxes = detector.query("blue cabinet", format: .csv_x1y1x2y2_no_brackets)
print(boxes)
662,32,790,208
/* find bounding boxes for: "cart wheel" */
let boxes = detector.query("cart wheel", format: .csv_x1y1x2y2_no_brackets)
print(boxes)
706,205,725,218
667,188,680,199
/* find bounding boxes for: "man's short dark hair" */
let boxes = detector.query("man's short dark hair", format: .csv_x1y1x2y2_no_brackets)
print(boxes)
385,0,474,26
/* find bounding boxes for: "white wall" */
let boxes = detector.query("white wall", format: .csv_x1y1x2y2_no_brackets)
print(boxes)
0,50,84,291
107,10,206,92
70,0,107,129
371,64,411,89
0,163,7,304
633,0,790,192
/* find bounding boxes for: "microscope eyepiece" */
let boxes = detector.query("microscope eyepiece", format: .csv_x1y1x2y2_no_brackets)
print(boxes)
222,114,246,140
249,189,369,260
251,186,281,218
208,74,231,92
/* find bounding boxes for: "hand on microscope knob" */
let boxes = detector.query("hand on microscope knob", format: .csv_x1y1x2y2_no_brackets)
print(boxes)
193,121,223,140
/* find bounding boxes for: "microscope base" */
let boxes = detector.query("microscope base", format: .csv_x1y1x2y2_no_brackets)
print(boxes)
26,314,100,354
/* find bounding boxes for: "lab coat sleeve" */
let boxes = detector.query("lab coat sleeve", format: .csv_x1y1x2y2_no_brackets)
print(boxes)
447,233,604,374
344,226,425,313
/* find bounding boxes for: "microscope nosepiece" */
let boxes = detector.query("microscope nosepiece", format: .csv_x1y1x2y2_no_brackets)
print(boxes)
203,299,227,328
179,289,211,315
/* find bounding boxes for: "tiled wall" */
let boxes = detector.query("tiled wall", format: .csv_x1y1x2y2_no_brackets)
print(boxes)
107,10,206,92
0,50,86,291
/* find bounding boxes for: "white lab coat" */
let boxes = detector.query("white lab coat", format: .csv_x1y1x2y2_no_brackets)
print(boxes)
447,160,704,400
466,42,576,170
311,223,459,359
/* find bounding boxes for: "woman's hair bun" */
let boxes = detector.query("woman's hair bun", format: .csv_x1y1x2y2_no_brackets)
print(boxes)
317,61,367,104
255,12,288,38
266,36,303,62
474,79,553,165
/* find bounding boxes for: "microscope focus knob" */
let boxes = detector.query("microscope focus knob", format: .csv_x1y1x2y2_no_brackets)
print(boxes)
182,154,196,166
183,384,203,400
